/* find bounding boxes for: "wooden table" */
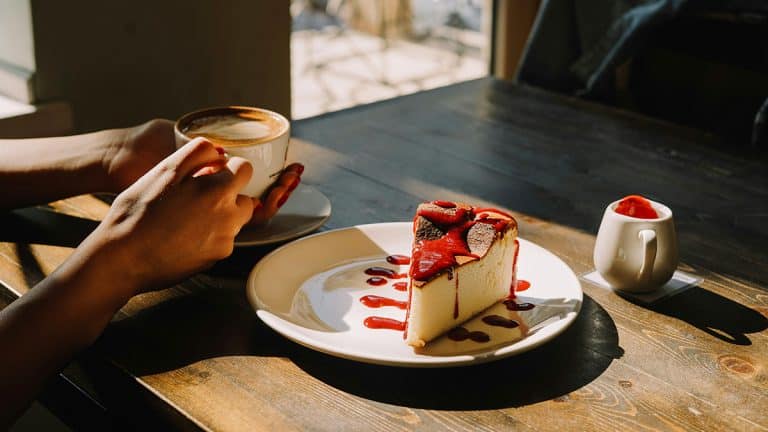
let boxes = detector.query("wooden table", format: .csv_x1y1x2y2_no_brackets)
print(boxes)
1,78,767,431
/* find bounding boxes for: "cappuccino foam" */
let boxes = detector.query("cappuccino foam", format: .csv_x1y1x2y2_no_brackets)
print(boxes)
182,110,287,147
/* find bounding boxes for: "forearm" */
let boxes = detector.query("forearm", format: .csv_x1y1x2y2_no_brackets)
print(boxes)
0,129,124,209
0,228,135,425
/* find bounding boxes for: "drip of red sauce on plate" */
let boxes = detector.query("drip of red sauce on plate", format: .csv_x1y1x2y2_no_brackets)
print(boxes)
447,327,490,343
365,267,406,279
516,279,531,291
614,195,658,219
360,295,407,310
366,276,388,286
392,282,408,291
482,314,520,328
504,299,535,311
364,317,406,331
386,254,411,265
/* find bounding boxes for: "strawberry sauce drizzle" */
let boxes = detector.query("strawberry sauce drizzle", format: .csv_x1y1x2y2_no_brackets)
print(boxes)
432,200,457,208
366,276,387,286
410,226,477,281
386,254,411,265
364,317,406,331
365,202,521,342
365,267,406,279
360,295,408,310
392,282,408,291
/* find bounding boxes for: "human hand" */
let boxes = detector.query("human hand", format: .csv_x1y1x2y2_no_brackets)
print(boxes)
103,119,177,193
92,138,255,296
101,118,305,224
247,162,304,225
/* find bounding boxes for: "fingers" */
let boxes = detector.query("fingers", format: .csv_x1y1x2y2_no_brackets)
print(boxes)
247,163,304,225
284,162,305,176
191,159,227,178
224,157,254,193
267,168,301,208
235,195,257,227
168,138,224,179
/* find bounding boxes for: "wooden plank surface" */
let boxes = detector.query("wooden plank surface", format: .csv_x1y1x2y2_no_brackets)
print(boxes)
1,78,766,431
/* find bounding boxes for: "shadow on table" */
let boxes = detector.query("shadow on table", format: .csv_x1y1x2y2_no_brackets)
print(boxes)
0,207,98,248
0,208,99,289
620,286,768,346
96,283,621,411
293,294,622,410
98,280,296,375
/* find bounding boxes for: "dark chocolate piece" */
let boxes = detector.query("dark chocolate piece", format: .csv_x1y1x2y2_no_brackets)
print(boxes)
414,215,445,242
466,222,496,256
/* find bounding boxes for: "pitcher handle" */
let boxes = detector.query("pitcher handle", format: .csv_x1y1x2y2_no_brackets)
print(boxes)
638,229,657,282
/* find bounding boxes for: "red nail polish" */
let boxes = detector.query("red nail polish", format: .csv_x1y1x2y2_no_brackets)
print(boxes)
277,194,288,208
288,177,300,192
253,201,263,211
215,146,225,155
296,164,305,175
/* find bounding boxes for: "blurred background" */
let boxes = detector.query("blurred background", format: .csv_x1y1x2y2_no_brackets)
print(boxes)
0,0,498,135
2,0,767,151
290,0,488,119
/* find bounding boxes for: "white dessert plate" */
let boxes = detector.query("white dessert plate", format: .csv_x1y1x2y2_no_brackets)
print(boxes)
235,184,331,246
247,222,582,367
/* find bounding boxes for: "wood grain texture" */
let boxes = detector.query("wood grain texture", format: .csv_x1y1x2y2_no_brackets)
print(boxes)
1,78,766,431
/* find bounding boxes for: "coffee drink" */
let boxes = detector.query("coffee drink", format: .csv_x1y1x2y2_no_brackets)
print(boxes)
181,109,288,147
175,106,291,198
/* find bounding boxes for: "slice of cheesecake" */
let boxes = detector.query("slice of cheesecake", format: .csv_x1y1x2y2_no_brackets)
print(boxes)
405,201,518,347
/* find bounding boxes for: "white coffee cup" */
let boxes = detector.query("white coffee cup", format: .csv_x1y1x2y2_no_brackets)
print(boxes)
174,106,290,198
594,198,679,293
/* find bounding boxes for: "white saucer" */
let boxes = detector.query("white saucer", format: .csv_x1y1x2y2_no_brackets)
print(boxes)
247,222,583,367
235,184,331,246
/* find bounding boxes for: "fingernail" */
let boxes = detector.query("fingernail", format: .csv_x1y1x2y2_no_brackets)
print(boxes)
215,146,225,155
253,201,263,211
296,164,305,175
277,194,289,208
288,177,301,192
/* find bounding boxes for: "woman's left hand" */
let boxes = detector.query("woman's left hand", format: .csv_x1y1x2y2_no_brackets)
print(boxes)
103,119,177,193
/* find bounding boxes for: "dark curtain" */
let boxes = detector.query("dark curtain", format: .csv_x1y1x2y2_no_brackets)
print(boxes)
516,0,768,147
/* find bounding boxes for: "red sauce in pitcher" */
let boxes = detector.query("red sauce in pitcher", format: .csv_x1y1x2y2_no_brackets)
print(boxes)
615,195,658,219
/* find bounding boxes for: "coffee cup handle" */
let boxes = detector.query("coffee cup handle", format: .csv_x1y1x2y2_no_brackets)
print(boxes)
638,229,657,282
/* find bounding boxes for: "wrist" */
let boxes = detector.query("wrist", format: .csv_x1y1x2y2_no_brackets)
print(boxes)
72,223,144,311
98,127,131,193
